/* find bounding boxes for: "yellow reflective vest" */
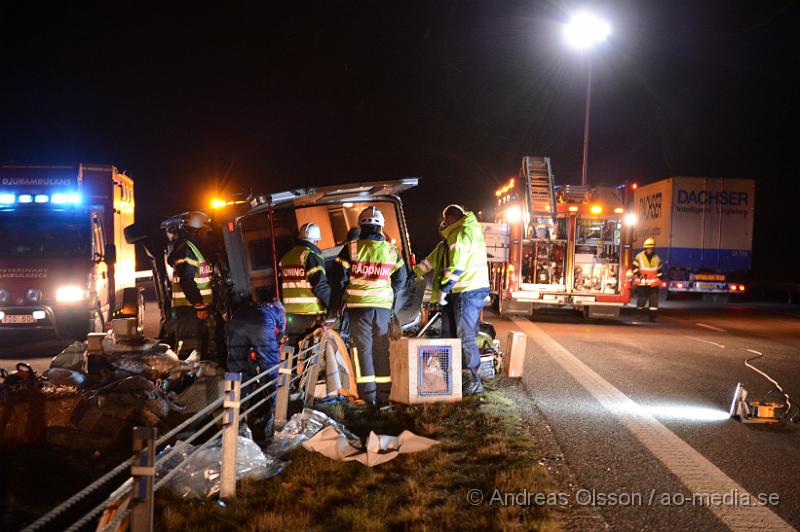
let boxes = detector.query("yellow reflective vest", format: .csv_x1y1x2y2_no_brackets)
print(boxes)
171,240,213,307
280,245,326,314
339,239,404,309
633,251,663,287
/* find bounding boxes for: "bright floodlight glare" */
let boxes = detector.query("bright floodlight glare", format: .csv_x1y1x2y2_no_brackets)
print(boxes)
624,213,637,226
563,11,611,50
506,205,522,223
648,404,730,422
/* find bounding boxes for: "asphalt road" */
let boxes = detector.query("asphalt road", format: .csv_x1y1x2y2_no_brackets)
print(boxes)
491,301,800,531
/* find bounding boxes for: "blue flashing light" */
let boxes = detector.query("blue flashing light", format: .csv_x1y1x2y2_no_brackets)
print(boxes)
18,194,33,203
52,193,82,204
0,193,14,204
34,194,50,203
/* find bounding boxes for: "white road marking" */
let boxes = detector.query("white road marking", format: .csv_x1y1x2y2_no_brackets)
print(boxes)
746,349,762,356
512,318,793,532
684,335,726,349
696,322,728,333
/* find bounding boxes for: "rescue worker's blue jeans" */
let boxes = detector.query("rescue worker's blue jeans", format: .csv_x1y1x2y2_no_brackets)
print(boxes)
444,288,489,382
347,307,391,404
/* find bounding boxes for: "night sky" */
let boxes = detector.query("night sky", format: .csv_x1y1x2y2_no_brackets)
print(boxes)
1,2,797,278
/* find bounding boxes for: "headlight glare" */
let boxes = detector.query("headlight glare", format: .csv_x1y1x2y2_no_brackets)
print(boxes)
55,286,87,303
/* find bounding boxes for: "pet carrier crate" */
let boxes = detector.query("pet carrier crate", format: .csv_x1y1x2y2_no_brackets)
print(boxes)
389,337,462,404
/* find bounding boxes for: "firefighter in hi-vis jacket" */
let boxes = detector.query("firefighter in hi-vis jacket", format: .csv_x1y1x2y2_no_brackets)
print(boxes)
632,237,664,322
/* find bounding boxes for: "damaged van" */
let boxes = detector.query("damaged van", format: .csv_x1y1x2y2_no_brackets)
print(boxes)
128,179,425,336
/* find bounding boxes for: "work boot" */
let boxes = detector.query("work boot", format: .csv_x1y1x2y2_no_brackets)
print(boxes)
462,371,485,396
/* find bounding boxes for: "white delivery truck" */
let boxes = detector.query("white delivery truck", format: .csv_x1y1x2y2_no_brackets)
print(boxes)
631,177,755,301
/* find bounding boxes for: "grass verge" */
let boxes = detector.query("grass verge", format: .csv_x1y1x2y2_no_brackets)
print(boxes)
155,378,561,531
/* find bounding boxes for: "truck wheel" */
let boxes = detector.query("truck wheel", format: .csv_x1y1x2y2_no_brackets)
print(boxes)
490,293,500,312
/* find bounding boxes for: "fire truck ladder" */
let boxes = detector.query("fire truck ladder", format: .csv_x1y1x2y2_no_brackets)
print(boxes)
522,156,556,227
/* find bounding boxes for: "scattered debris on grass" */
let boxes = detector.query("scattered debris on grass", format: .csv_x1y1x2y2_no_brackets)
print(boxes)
155,378,562,531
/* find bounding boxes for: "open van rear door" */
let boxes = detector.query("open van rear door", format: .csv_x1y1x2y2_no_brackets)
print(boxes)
222,178,423,328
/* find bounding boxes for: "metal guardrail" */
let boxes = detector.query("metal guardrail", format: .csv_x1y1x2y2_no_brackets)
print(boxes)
23,340,322,532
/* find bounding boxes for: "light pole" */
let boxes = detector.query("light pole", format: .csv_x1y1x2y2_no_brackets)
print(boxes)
563,11,611,186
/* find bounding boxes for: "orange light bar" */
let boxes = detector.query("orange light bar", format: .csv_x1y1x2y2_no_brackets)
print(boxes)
568,206,579,212
614,207,624,214
590,205,602,214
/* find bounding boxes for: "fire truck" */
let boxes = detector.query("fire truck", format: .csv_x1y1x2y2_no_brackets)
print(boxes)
487,156,637,319
0,164,138,340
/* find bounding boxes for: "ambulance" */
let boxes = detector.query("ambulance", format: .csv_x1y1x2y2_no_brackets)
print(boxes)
0,164,137,340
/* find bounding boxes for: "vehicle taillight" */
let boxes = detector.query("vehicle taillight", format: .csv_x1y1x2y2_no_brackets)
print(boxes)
508,264,517,290
675,282,685,289
738,284,746,292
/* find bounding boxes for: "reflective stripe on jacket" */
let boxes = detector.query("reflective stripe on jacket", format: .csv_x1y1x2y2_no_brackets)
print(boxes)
171,240,213,307
633,251,663,287
280,245,325,314
341,239,404,309
439,211,489,294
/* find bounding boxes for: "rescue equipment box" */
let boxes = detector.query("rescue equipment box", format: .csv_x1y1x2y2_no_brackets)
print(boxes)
505,331,527,378
389,337,462,404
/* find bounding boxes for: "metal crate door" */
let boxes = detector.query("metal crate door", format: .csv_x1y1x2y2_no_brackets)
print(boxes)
417,344,453,396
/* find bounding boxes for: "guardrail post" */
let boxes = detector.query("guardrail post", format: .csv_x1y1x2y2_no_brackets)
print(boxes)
130,426,156,532
303,345,322,408
275,346,295,427
220,372,242,499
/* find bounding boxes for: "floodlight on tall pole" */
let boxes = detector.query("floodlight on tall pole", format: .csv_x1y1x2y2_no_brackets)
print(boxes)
563,11,610,186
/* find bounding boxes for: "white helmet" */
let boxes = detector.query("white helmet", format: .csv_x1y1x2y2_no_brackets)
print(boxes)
299,222,322,242
442,204,467,219
183,211,211,230
358,206,384,228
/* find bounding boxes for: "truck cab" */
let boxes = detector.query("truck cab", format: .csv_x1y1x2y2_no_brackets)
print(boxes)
0,164,137,340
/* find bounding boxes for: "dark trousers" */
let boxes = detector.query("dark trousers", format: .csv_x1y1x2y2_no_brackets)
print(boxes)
636,285,660,314
171,306,208,359
443,288,489,382
347,307,391,403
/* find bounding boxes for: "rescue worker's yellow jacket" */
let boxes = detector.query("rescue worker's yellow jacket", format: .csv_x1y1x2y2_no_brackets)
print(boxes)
632,250,664,287
439,211,489,294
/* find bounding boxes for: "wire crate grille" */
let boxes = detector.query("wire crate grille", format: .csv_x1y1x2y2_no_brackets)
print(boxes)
417,345,453,396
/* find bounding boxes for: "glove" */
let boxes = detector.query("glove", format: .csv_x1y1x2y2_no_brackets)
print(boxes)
437,293,448,306
194,303,209,320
